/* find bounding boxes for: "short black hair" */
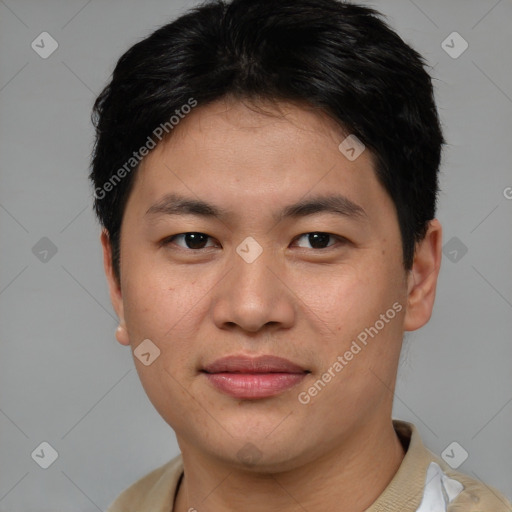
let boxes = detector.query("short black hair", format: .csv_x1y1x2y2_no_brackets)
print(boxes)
90,0,444,281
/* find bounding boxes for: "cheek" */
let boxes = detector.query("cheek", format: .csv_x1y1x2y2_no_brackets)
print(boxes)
122,242,190,320
294,262,396,334
120,257,224,372
291,257,405,383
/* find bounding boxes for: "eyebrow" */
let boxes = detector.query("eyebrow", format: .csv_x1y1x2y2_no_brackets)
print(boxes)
277,194,367,222
145,193,367,222
146,193,228,218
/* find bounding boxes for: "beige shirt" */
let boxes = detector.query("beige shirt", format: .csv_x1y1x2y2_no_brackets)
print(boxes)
107,421,511,511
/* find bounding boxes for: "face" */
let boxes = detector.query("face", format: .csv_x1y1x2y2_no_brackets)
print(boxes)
102,98,441,471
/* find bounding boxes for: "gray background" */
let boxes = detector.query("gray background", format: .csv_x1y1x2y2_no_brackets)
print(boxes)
1,0,511,510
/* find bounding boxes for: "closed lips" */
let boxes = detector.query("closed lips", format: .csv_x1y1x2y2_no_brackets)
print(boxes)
201,355,309,374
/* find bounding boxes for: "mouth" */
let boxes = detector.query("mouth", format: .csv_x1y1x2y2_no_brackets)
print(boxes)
201,355,310,399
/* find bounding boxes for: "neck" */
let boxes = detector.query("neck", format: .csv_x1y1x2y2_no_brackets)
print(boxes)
174,418,405,512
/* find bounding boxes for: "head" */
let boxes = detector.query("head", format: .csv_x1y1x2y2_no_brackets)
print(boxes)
90,0,443,470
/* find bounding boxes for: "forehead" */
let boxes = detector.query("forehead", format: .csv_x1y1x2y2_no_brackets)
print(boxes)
126,98,394,225
162,97,351,160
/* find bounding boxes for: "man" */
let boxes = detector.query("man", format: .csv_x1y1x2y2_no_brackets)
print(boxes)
89,0,512,510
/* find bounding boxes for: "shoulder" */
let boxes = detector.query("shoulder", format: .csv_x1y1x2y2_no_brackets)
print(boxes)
391,421,511,512
441,464,512,512
106,454,183,512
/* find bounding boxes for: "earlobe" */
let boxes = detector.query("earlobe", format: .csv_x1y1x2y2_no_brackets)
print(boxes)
403,219,442,332
115,324,130,346
100,230,130,346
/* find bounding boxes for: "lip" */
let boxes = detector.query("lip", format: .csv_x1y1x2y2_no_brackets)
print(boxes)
202,355,309,399
203,355,307,374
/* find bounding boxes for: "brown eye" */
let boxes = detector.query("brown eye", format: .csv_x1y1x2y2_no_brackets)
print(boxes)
166,232,215,249
294,232,337,249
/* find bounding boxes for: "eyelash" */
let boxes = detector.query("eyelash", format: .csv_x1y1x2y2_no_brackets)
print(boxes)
162,232,347,251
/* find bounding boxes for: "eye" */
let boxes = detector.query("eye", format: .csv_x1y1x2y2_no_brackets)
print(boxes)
293,232,341,249
164,232,217,250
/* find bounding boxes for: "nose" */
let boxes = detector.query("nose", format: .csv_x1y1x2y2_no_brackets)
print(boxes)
211,244,296,334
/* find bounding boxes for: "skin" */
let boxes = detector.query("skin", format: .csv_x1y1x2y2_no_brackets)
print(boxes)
101,97,442,512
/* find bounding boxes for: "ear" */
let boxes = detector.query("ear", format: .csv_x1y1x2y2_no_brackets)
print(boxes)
403,219,442,332
100,229,130,346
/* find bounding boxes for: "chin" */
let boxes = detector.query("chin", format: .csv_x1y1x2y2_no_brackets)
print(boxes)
200,430,313,474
